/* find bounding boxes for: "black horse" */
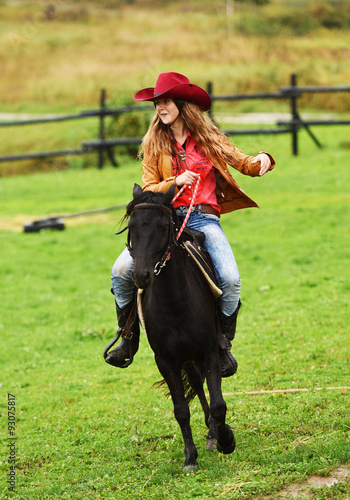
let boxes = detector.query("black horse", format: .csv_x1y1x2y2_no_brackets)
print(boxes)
110,184,235,469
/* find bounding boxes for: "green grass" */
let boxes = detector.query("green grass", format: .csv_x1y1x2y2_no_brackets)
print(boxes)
0,128,349,499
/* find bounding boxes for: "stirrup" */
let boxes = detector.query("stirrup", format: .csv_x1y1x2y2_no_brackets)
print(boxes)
104,338,134,368
220,339,238,378
104,331,139,368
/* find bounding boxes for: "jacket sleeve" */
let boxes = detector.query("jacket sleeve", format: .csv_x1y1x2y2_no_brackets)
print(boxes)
141,153,177,193
230,148,276,177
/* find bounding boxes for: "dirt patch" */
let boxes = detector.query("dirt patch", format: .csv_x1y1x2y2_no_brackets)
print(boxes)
275,464,350,499
0,215,32,232
0,213,118,232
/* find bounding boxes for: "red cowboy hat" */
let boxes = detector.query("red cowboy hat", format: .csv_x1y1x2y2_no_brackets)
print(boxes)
134,72,211,111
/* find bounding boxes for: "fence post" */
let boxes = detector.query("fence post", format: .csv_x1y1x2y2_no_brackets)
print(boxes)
290,74,299,156
98,89,106,169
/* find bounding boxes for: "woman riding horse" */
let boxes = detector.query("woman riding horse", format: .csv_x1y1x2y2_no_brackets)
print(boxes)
106,72,275,376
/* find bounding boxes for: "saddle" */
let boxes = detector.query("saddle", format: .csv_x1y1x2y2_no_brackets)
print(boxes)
180,227,222,300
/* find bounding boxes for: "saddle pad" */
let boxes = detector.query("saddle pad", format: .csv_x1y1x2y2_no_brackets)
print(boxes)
182,241,222,299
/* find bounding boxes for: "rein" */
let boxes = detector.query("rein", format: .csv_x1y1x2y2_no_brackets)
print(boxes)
172,178,200,241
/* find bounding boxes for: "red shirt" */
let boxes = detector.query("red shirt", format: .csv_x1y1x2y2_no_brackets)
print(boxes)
172,133,220,213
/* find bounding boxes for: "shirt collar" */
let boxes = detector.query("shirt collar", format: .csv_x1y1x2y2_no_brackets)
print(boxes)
169,127,191,144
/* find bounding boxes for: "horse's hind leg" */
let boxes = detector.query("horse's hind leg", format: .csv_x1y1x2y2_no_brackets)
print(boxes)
184,362,217,450
205,353,235,455
156,356,198,470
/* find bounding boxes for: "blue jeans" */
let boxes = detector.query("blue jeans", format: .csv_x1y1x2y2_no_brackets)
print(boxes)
111,208,241,316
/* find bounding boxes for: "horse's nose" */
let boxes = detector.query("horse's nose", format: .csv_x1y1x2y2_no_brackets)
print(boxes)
142,270,151,284
132,269,153,289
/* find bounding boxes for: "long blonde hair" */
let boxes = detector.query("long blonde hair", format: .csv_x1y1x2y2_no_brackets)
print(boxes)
139,101,238,166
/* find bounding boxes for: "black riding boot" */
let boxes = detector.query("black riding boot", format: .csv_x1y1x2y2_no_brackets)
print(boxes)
104,298,140,368
219,300,241,378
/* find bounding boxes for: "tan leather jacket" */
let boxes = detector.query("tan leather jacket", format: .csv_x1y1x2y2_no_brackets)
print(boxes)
142,146,275,214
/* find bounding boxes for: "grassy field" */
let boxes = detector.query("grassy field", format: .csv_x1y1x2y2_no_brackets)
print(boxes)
0,127,349,499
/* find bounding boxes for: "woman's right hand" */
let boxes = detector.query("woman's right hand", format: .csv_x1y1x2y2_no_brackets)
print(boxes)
175,171,200,187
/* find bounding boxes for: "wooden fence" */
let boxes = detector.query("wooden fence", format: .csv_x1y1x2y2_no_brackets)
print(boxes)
0,90,151,169
0,74,349,167
207,74,350,155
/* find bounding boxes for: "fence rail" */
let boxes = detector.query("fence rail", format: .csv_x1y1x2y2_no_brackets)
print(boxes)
0,74,349,166
0,105,151,127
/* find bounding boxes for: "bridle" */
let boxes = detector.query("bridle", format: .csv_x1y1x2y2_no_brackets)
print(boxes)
126,202,177,276
124,178,200,277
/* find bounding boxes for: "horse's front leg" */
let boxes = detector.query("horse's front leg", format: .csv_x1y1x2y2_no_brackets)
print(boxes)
155,355,198,470
205,352,235,455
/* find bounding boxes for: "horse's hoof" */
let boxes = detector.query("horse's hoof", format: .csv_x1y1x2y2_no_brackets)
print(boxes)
217,438,236,455
206,438,217,451
183,464,198,472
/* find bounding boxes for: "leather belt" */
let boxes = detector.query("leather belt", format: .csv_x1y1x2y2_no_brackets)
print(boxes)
178,204,220,218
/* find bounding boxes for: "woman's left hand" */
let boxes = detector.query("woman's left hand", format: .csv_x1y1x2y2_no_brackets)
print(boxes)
253,153,271,176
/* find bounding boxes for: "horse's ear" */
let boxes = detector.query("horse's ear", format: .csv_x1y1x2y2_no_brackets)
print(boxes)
133,183,143,199
164,184,176,206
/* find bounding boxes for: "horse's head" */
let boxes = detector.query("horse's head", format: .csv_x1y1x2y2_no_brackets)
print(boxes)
126,183,177,289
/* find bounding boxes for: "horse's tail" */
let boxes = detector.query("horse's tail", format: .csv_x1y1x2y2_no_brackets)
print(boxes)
182,367,198,404
153,362,204,405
